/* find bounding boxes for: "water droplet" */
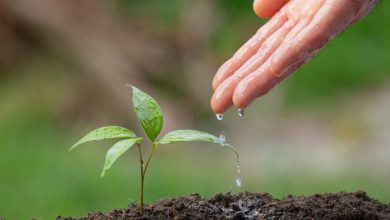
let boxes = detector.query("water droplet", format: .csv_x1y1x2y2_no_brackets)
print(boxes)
235,157,242,187
235,177,242,187
238,109,244,117
216,114,224,121
219,133,226,146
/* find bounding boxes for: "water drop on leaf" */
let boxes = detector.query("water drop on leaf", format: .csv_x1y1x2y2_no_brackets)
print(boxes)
219,133,226,146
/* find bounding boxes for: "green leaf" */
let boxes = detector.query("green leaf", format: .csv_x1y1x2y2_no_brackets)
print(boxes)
101,138,141,177
157,130,220,144
70,126,137,150
130,86,163,142
156,129,239,155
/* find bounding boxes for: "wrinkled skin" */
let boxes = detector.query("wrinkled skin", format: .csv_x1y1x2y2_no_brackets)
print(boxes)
211,0,379,114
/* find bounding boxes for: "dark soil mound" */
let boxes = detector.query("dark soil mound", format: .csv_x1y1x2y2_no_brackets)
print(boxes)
58,191,390,220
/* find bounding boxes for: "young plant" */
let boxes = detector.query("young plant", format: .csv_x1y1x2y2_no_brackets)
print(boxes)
70,86,238,213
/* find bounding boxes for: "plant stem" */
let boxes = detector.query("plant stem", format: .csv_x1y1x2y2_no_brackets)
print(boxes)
143,143,158,175
136,143,158,215
136,143,145,214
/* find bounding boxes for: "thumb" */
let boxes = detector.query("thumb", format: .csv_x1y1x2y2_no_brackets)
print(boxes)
253,0,289,18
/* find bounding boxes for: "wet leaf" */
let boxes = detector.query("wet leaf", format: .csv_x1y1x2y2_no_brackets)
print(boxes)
70,126,137,150
157,129,240,171
101,138,141,177
158,129,238,154
157,130,221,144
131,86,163,142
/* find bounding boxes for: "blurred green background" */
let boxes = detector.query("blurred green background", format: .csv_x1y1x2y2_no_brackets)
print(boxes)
0,0,389,219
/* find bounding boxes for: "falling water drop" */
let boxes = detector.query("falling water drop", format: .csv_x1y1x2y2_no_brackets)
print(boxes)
216,114,224,121
235,158,242,187
238,109,245,117
216,131,242,188
235,176,242,187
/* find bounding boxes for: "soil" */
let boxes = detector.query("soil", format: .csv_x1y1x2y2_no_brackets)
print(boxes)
58,191,390,220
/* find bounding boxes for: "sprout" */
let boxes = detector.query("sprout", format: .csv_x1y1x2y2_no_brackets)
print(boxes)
70,86,238,214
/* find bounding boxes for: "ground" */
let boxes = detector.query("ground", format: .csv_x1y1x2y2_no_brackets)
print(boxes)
58,191,390,220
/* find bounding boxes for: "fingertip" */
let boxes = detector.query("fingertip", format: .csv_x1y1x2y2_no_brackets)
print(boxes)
232,81,250,110
253,0,289,19
253,0,271,18
211,82,236,114
232,97,247,110
211,88,225,114
233,71,276,109
232,75,256,109
210,95,227,114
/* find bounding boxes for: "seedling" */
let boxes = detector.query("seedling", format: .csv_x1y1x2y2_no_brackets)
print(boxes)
70,86,238,213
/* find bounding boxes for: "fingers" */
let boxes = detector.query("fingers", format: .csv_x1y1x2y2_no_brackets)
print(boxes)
212,12,287,90
232,0,355,109
253,0,289,18
211,0,378,113
211,20,296,113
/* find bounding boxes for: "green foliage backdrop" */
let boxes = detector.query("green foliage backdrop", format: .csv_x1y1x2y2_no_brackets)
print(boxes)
0,1,389,219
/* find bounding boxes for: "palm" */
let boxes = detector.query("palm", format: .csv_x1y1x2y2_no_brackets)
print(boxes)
211,0,379,113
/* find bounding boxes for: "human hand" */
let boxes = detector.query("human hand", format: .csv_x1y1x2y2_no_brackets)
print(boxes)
211,0,379,114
